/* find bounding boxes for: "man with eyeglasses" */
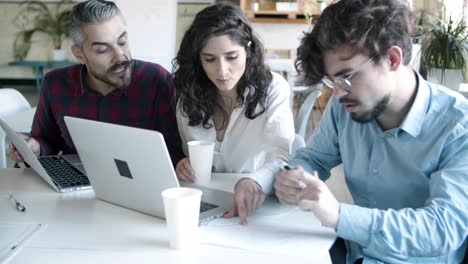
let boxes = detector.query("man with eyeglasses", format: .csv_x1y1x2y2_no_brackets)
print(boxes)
274,0,467,263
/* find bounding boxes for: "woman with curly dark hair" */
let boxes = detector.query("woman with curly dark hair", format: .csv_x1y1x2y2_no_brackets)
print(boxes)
172,3,294,224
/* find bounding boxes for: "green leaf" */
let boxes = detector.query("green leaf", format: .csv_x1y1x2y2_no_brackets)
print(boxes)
11,0,73,59
421,11,468,78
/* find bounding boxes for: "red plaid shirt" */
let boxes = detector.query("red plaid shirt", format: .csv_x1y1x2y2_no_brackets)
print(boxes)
31,59,184,166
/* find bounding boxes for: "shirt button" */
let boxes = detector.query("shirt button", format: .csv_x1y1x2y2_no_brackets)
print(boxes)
373,169,378,174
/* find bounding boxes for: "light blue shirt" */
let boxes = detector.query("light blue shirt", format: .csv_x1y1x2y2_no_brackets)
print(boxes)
290,73,468,264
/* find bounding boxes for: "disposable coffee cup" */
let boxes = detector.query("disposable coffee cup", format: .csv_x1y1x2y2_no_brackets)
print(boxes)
187,140,214,185
161,187,202,250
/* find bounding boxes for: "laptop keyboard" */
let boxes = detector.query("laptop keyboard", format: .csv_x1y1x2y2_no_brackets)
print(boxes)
38,156,90,188
200,201,218,213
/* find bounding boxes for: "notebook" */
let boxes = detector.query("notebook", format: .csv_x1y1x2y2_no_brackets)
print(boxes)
64,116,233,221
0,118,90,192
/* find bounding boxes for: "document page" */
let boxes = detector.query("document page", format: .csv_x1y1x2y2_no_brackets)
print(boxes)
0,222,45,263
200,202,336,258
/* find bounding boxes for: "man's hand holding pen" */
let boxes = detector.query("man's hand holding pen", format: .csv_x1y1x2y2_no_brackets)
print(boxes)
274,165,340,229
274,165,308,205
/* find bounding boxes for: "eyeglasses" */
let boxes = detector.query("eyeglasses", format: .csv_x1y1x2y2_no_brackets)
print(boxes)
321,56,375,92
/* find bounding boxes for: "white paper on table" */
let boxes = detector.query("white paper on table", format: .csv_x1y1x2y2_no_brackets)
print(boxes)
199,204,336,258
0,222,46,263
185,172,248,193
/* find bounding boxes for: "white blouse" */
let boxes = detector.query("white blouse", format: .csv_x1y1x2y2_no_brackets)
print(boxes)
176,72,295,193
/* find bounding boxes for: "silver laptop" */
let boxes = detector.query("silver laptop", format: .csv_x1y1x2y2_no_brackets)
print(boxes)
64,116,233,222
0,118,90,192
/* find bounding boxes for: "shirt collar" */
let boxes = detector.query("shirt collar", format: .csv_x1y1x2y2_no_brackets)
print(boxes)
399,71,430,137
78,63,130,96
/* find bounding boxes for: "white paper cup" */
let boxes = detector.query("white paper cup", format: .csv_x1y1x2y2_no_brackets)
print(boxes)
161,187,202,250
188,140,214,185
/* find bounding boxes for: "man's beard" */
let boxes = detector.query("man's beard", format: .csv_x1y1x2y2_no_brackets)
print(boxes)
89,60,132,90
341,95,390,123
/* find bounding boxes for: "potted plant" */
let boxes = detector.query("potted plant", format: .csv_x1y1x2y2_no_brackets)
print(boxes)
420,11,468,91
13,0,72,61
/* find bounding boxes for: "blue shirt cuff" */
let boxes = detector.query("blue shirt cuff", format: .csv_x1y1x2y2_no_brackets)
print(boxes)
336,203,373,247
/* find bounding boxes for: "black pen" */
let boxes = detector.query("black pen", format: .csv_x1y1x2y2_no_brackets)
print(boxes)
281,164,307,189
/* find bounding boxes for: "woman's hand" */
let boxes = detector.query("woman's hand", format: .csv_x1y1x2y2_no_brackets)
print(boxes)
224,178,265,225
175,158,195,182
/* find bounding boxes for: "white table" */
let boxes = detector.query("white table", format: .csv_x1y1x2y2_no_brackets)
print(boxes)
0,168,336,264
0,108,36,168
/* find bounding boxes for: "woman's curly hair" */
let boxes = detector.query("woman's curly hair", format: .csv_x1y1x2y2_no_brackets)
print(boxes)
295,0,415,85
172,3,272,129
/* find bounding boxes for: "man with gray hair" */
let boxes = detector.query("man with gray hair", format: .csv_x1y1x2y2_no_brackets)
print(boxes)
10,0,184,168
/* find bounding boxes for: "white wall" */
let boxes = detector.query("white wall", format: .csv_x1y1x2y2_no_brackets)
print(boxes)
444,0,467,19
115,0,176,71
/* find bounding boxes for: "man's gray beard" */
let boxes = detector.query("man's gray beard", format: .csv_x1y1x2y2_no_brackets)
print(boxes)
89,63,132,90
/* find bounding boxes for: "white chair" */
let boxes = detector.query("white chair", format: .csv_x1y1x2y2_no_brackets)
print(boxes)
0,88,31,118
295,87,322,140
0,88,33,168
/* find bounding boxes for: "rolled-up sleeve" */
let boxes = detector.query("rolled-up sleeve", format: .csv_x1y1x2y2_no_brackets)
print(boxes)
249,73,295,194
